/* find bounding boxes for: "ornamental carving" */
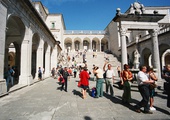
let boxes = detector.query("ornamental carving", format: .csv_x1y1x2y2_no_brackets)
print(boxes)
129,2,145,14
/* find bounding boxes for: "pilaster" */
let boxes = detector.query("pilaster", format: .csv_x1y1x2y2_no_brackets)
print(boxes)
120,28,128,70
51,45,58,70
72,41,75,52
99,40,101,52
19,39,33,85
0,1,7,83
45,46,50,77
36,40,44,79
150,29,161,79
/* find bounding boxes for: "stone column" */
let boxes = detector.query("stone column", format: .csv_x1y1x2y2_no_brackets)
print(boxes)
51,45,58,70
72,41,75,52
120,28,128,70
150,29,161,79
80,41,83,51
99,40,101,52
36,40,44,79
0,2,7,94
45,46,50,77
89,40,92,52
19,39,33,85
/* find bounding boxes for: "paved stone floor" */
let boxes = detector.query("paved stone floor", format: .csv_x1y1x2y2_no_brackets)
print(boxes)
0,77,170,120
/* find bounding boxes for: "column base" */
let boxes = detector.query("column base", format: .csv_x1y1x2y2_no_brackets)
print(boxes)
0,79,7,96
19,75,33,86
44,72,50,78
134,62,140,69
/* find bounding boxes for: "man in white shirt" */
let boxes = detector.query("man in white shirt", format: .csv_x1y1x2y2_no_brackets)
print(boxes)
103,62,115,97
134,65,155,114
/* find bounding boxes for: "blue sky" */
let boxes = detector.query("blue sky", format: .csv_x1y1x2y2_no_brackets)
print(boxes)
37,0,170,30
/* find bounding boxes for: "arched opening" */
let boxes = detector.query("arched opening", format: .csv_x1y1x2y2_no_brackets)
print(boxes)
43,42,48,70
31,33,40,79
159,44,170,69
92,40,97,51
64,38,72,52
83,40,89,50
4,15,25,86
101,38,108,52
141,48,151,66
165,53,170,65
92,38,100,51
74,40,80,51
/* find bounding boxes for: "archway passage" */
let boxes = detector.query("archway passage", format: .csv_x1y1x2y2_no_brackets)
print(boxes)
64,38,72,52
165,54,170,65
31,33,40,79
92,38,100,52
141,48,151,66
83,40,89,50
159,44,170,68
43,42,48,69
4,15,25,85
74,40,80,51
101,38,108,52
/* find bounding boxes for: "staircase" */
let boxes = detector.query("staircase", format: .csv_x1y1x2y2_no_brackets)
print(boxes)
68,52,121,77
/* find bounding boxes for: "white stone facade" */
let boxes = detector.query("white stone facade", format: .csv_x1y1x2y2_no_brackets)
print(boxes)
1,0,170,96
63,31,108,53
0,0,62,95
106,2,170,79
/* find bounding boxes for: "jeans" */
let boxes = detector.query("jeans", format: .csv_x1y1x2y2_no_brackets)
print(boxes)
6,76,14,90
96,78,104,97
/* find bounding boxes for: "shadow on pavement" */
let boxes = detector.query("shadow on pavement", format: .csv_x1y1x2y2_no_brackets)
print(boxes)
155,92,167,99
72,89,82,98
154,106,170,115
84,116,92,120
103,93,138,113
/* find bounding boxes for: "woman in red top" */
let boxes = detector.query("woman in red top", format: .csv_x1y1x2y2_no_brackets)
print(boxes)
79,67,89,99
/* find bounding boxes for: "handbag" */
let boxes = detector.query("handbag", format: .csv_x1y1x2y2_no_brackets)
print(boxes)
78,81,81,87
61,79,65,83
149,83,157,89
58,76,65,83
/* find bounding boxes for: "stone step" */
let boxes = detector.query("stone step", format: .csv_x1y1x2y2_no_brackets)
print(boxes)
70,52,121,76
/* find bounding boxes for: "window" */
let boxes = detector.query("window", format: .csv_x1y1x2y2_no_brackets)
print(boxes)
51,22,55,29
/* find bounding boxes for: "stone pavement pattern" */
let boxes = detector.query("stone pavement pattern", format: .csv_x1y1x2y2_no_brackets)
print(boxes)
0,77,170,120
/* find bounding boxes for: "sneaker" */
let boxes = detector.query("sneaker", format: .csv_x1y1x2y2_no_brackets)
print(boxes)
150,107,156,111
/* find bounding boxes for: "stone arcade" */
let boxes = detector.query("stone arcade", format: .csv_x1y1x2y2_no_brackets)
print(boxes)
0,1,170,96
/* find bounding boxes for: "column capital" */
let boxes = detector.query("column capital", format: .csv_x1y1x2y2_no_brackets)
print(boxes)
149,29,159,37
120,28,127,36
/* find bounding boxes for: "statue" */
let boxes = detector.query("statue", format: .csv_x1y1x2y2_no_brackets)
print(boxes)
134,49,140,69
129,2,145,15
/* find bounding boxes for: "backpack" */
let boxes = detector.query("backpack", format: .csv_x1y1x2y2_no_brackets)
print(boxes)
103,70,108,79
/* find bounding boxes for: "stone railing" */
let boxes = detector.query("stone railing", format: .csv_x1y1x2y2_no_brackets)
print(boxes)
159,26,170,35
130,26,170,45
64,30,105,35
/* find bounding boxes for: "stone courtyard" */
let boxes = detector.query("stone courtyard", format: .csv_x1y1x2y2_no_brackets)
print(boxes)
0,76,169,120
